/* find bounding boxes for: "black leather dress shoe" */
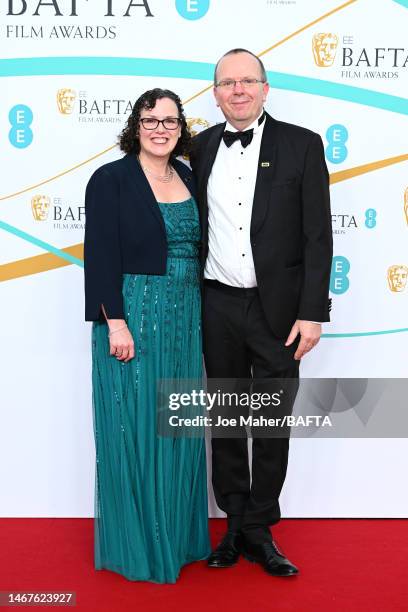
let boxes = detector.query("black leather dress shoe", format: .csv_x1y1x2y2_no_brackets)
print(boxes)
207,531,243,568
243,540,299,576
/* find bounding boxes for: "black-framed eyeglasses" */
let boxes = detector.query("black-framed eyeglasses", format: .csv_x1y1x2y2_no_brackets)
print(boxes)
215,78,266,90
140,117,181,130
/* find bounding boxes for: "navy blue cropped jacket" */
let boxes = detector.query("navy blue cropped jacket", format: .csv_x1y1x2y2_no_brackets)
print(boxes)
84,153,196,321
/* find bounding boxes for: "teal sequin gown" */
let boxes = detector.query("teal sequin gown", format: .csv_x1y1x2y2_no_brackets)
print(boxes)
91,198,211,583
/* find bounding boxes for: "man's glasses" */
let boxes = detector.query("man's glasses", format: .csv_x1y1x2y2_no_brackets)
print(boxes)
215,78,266,90
140,117,181,130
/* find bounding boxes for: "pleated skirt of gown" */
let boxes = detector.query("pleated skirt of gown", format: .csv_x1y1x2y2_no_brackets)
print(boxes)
91,199,211,583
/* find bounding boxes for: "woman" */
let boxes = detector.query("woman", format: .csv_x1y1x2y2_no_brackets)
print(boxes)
84,88,211,583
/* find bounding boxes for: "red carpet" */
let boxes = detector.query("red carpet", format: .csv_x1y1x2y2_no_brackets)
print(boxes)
0,519,407,612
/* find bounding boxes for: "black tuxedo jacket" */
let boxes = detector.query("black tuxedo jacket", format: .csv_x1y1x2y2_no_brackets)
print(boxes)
189,112,333,338
84,153,196,321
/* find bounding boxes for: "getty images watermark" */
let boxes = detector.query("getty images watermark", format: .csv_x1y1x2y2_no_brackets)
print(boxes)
167,388,332,430
157,378,408,438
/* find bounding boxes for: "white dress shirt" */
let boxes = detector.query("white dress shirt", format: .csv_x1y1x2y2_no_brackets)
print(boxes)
204,112,321,325
204,112,265,288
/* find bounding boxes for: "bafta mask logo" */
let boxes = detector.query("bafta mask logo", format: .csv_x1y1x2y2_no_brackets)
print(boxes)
184,118,211,159
56,88,76,115
387,265,408,292
312,33,339,67
31,195,51,221
186,117,210,138
404,187,408,225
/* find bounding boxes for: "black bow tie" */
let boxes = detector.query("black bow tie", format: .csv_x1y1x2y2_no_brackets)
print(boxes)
222,112,266,149
223,128,253,148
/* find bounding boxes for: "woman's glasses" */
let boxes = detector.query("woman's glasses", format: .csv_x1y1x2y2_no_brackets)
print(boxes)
140,117,181,130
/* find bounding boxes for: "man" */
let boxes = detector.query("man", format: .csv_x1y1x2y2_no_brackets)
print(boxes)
189,49,332,577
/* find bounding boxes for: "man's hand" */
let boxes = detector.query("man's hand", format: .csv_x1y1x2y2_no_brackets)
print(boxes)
285,320,322,360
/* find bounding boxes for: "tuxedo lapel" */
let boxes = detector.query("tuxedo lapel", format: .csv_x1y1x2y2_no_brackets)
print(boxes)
200,122,225,183
197,123,224,255
250,114,278,237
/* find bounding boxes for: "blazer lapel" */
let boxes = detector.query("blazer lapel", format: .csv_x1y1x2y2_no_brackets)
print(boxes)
172,157,197,200
125,154,166,237
250,114,278,237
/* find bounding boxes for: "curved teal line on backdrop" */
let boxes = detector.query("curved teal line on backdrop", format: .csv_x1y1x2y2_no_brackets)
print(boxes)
1,220,406,337
392,0,408,8
1,57,407,115
268,71,408,115
322,328,408,338
0,220,84,267
0,56,214,80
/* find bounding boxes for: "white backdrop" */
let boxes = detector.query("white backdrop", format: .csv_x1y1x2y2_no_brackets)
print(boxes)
1,0,407,517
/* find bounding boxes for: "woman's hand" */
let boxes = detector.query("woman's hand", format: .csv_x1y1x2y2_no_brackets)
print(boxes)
108,321,135,362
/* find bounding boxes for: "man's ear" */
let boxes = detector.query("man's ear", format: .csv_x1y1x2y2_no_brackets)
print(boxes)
213,86,220,107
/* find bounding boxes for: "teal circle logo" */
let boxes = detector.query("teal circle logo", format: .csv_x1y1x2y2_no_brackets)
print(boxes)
175,0,209,20
365,208,377,228
325,124,348,164
9,104,33,148
330,256,350,294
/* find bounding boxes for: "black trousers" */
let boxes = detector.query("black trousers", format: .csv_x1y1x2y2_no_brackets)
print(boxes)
203,280,300,528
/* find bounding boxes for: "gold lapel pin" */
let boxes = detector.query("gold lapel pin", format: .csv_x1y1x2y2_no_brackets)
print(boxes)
261,162,270,167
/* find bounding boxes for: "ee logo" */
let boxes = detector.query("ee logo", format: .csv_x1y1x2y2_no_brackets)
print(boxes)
9,104,33,148
175,0,209,20
365,208,377,229
330,256,350,294
325,124,348,164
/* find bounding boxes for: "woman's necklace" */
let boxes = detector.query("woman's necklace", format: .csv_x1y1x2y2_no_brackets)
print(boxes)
138,156,174,183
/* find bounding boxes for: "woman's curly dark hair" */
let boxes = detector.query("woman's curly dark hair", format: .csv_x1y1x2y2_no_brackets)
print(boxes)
119,88,191,157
